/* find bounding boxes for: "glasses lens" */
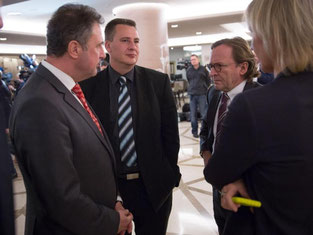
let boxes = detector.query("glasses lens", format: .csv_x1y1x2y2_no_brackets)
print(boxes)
208,63,221,72
215,64,221,72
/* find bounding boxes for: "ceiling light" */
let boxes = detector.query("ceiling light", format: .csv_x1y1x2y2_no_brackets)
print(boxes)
196,32,202,35
171,24,178,28
183,45,202,51
170,47,174,50
0,38,7,41
7,12,22,16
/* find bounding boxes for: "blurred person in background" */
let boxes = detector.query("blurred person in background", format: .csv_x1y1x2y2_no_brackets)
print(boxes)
186,54,210,138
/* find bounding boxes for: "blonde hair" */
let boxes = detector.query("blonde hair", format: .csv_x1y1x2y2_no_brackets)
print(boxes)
246,0,313,74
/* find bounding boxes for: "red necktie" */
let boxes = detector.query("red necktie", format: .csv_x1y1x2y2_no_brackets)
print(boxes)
72,83,103,135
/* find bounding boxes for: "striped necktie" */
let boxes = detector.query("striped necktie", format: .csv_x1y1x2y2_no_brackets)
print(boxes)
118,76,137,167
215,92,229,148
72,83,103,136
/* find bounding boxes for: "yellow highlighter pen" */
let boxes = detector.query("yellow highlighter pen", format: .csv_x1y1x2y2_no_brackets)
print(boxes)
232,197,262,208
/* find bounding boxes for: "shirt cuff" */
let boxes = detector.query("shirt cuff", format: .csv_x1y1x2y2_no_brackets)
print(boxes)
116,195,123,204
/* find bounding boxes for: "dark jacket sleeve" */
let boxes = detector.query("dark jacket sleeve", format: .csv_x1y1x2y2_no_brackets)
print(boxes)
204,93,259,190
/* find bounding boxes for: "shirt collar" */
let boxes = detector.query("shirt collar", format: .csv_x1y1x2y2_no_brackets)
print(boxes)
108,65,135,85
41,60,76,91
225,80,247,102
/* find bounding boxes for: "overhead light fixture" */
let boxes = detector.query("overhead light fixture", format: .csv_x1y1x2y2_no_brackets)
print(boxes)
7,12,22,16
196,32,202,35
183,45,202,51
171,24,178,28
170,47,174,50
0,38,7,41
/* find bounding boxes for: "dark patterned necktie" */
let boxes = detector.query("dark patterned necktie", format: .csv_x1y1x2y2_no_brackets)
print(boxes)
215,92,229,148
118,76,137,167
72,83,103,136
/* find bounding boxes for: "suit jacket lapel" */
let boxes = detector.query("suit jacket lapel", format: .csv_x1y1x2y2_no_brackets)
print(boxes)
36,65,115,162
133,66,152,141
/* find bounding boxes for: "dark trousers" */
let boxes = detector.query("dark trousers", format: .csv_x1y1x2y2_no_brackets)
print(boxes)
118,177,172,235
189,94,207,135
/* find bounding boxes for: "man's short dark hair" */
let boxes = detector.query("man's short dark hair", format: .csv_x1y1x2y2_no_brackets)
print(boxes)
46,4,104,57
190,54,199,58
105,18,136,41
211,37,259,81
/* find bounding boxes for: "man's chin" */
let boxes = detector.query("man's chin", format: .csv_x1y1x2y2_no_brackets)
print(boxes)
81,69,98,81
125,58,137,65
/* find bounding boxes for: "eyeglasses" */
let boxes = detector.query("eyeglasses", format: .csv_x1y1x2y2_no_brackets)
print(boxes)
207,63,236,72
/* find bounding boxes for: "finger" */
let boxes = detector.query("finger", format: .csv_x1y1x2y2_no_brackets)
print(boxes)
128,213,134,221
127,222,133,233
222,194,239,212
238,188,250,199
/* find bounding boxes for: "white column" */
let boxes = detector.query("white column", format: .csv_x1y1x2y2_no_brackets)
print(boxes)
113,3,170,74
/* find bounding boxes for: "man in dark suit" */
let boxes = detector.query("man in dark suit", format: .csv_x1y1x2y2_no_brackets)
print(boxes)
9,4,132,235
80,18,181,235
199,37,260,235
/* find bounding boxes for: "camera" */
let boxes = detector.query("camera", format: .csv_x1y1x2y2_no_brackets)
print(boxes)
176,60,191,70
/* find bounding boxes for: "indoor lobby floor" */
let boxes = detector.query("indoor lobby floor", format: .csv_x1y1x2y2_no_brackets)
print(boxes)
12,121,218,235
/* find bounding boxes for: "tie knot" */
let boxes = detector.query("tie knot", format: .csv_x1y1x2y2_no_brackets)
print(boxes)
119,76,127,86
72,83,83,95
221,92,229,103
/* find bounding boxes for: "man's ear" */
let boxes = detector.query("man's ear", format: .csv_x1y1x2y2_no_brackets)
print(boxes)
67,40,82,59
105,40,111,53
239,62,248,76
